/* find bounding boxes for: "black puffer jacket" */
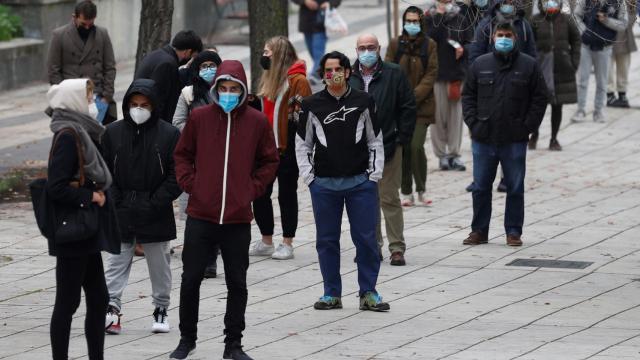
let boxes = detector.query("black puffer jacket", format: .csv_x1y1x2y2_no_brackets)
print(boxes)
531,3,581,105
134,45,180,123
102,79,182,243
462,50,548,144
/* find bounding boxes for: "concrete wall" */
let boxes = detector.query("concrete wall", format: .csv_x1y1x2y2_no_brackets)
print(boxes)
0,38,45,90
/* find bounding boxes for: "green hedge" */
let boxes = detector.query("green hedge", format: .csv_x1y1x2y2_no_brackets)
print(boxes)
0,5,22,41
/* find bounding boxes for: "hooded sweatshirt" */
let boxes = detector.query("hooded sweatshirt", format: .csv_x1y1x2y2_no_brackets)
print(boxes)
468,0,537,63
174,60,279,225
261,60,312,153
101,79,182,243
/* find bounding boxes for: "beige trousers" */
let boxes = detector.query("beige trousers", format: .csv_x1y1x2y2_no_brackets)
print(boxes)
376,145,405,254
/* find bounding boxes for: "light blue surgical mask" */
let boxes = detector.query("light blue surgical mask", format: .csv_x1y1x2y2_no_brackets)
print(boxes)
500,4,514,15
473,0,489,8
494,37,514,53
199,68,216,84
218,92,240,113
404,23,421,36
358,50,378,68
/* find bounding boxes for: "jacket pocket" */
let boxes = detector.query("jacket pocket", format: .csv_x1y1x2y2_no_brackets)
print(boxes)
477,78,494,121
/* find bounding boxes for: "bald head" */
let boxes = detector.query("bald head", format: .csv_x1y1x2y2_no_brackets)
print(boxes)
356,34,380,48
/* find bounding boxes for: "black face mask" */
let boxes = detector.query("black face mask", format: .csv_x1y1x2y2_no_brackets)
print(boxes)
260,55,271,70
77,25,95,40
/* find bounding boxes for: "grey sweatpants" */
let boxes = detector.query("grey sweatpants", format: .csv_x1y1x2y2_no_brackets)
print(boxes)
577,45,612,116
431,81,464,160
105,241,172,312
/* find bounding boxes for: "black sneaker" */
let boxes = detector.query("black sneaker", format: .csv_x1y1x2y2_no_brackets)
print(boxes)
169,339,196,359
497,178,507,193
606,92,617,106
465,182,475,192
223,342,254,360
611,94,630,108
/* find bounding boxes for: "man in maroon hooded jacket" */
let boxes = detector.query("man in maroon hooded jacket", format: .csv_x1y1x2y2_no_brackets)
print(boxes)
170,60,279,360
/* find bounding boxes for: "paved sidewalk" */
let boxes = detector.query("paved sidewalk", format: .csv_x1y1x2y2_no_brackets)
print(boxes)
2,3,640,360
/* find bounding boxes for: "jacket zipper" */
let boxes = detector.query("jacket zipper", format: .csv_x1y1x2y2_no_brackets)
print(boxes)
219,112,232,224
156,148,164,176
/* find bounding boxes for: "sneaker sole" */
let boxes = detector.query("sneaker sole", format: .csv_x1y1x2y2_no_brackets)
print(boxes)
105,325,121,335
271,255,294,260
360,304,390,312
151,325,170,333
169,349,195,359
313,303,342,310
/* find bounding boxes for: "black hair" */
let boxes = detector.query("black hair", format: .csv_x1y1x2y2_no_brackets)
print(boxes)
317,51,352,80
171,30,204,52
190,50,223,101
75,1,97,19
403,6,423,24
493,20,516,35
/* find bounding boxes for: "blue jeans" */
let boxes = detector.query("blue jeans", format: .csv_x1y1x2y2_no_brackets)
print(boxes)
304,31,327,77
309,180,380,297
471,141,527,236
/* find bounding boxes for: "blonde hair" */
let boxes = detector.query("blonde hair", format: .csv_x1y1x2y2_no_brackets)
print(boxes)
258,36,299,100
86,79,95,98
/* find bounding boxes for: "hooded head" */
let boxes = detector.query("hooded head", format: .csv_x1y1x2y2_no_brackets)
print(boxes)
122,79,160,126
211,60,249,114
47,78,94,116
402,6,424,37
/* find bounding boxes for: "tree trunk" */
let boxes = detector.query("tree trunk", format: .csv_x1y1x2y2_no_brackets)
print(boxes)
248,0,288,93
135,0,174,73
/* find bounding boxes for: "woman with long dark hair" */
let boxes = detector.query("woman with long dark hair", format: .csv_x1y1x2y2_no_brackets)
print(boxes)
46,78,120,360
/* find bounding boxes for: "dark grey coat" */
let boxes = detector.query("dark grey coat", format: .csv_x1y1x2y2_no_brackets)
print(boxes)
531,11,581,104
47,22,116,101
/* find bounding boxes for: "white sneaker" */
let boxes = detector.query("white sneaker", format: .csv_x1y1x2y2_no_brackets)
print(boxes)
593,112,606,123
271,244,294,260
400,193,414,207
417,192,433,206
571,110,587,123
105,305,121,335
249,241,275,256
151,307,170,333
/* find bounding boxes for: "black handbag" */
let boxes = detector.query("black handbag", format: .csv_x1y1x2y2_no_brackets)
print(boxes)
30,129,99,244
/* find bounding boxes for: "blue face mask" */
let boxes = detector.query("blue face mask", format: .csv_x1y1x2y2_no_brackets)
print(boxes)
500,4,514,15
358,50,378,68
473,0,489,7
218,92,241,113
494,37,514,53
404,23,421,36
199,68,216,84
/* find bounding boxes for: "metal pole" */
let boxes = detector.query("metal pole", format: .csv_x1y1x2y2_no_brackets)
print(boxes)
386,0,392,43
393,0,399,38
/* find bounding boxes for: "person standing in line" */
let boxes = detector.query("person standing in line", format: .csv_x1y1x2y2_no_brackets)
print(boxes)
170,60,279,360
173,50,223,278
134,30,203,124
291,0,342,83
606,0,636,108
296,51,390,312
47,1,116,124
424,0,473,172
101,79,182,335
529,0,581,151
462,21,548,247
385,6,438,207
248,36,312,260
349,34,416,266
571,0,628,123
46,78,120,360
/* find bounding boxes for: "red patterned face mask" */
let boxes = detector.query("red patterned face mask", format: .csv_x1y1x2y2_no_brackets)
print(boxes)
325,71,346,86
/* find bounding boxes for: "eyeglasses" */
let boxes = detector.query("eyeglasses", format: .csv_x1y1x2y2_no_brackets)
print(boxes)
357,45,378,52
200,64,217,70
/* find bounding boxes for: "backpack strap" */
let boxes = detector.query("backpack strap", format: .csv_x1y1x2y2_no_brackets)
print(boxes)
49,128,86,186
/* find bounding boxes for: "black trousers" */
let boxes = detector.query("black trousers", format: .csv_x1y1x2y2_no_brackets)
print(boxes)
51,253,108,360
252,151,299,238
178,217,250,344
533,104,562,140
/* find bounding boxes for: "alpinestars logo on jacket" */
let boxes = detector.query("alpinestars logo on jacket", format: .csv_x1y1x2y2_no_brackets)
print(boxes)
323,106,358,124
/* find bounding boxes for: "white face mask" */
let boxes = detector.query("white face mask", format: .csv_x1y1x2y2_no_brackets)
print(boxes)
130,107,152,125
88,102,99,120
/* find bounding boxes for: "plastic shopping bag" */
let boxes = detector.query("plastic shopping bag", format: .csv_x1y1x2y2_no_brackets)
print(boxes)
324,8,348,37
